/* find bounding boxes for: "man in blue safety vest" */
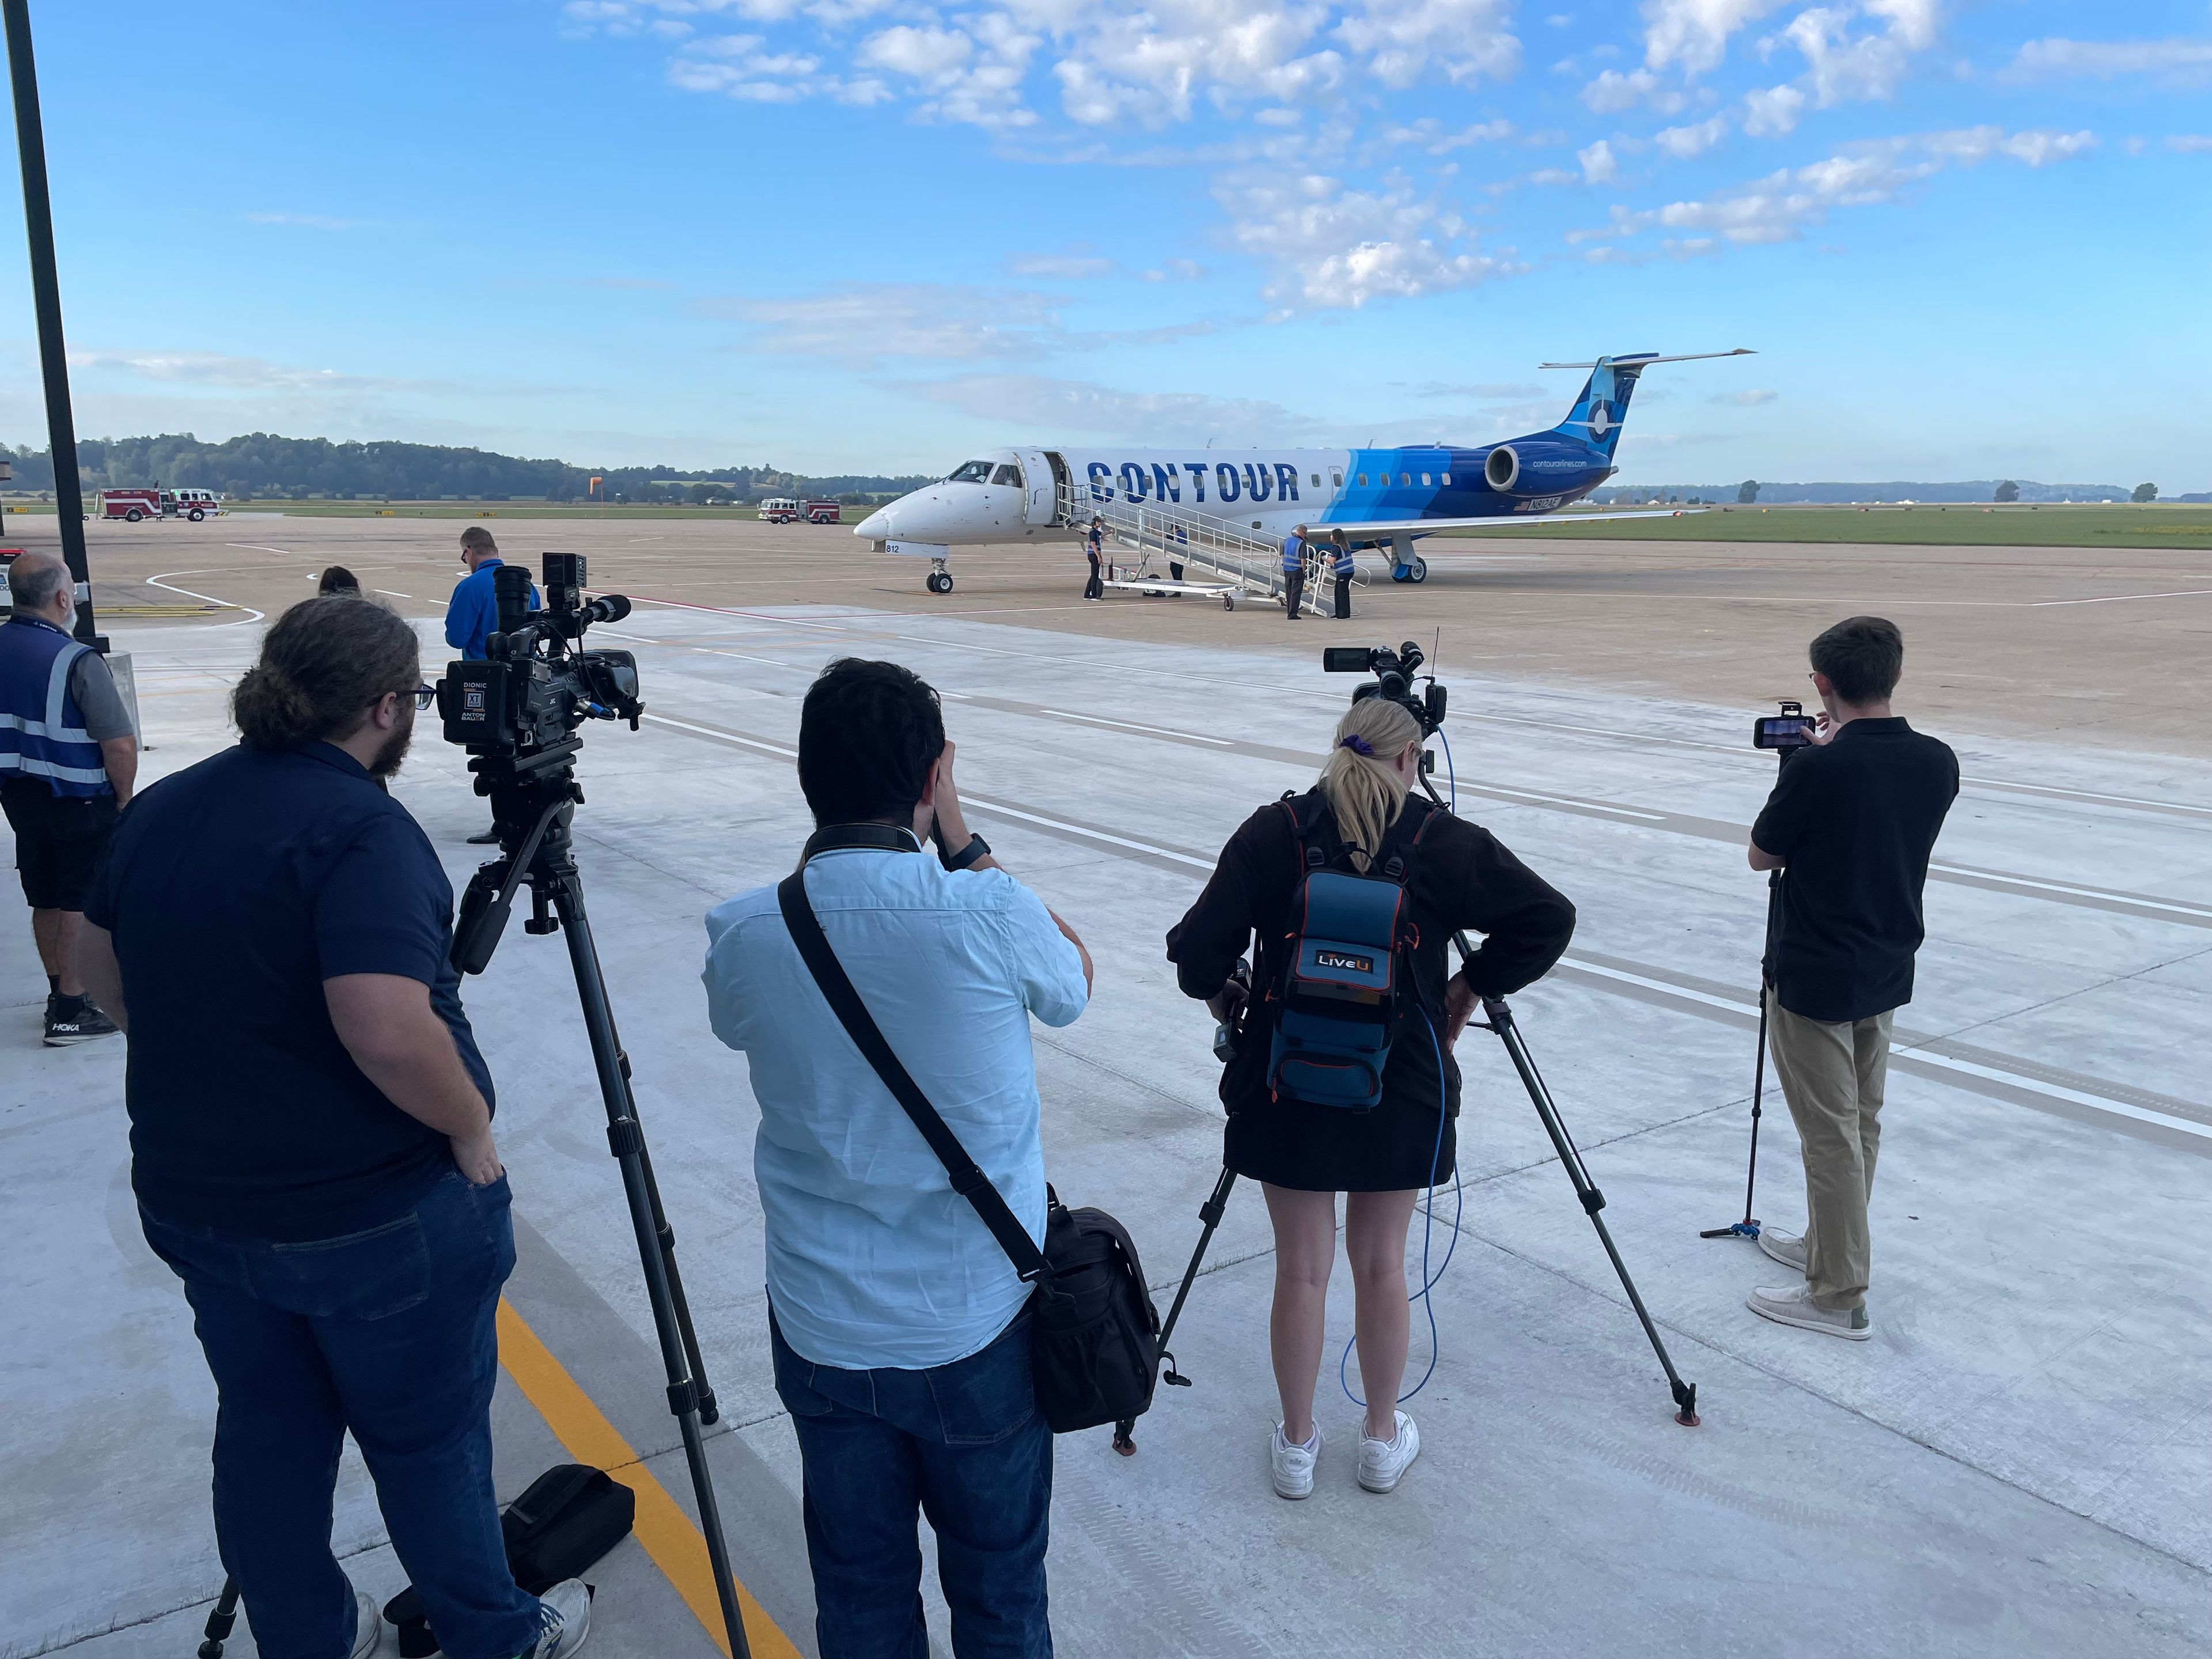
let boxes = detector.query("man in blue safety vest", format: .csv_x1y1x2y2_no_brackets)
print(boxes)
1330,530,1356,620
1280,524,1309,622
1,552,137,1044
444,528,539,843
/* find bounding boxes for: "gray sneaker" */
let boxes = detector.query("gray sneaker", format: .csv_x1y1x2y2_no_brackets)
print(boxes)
1748,1283,1870,1340
1758,1226,1807,1273
350,1588,381,1658
526,1579,592,1659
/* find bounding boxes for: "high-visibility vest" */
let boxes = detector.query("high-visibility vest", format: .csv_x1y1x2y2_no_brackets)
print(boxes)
0,616,111,797
1331,547,1355,578
1280,537,1305,573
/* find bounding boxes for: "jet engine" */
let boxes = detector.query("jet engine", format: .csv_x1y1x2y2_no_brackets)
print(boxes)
1484,445,1519,492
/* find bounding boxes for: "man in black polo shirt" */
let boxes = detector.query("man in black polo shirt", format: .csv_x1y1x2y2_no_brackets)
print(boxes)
1745,615,1958,1340
75,598,588,1659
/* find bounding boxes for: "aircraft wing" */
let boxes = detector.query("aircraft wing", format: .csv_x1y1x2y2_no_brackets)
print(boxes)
1327,507,1711,535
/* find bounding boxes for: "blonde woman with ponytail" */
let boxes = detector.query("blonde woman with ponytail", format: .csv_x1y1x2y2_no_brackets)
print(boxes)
1168,691,1577,1501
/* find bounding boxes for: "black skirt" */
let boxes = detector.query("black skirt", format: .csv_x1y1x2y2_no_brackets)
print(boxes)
1225,1089,1456,1194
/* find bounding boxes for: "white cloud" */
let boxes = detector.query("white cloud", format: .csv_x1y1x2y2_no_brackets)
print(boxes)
857,20,1037,127
910,373,1320,442
1655,113,1728,155
859,24,971,78
1783,0,1942,108
1007,248,1115,277
1741,82,1804,135
2167,134,2212,153
1411,380,1547,397
1382,116,1516,152
1220,172,1505,308
1575,125,2097,249
2006,37,2212,84
1141,258,1207,280
1641,0,1787,76
1578,138,1619,181
1581,66,1687,112
707,283,1065,363
1334,0,1520,90
67,351,431,395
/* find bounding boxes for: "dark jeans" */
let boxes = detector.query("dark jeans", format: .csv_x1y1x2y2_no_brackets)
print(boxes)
1283,570,1304,618
771,1307,1052,1659
1082,553,1103,599
141,1169,540,1659
1333,574,1351,618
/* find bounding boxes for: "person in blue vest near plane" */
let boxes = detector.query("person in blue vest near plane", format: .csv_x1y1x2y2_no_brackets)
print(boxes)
1280,524,1309,622
444,528,539,843
1330,530,1356,620
0,552,137,1044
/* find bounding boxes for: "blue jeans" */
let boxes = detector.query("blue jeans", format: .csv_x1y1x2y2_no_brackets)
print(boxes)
141,1170,541,1659
771,1307,1052,1659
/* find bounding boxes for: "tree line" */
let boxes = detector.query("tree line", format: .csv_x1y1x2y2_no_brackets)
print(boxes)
0,433,933,505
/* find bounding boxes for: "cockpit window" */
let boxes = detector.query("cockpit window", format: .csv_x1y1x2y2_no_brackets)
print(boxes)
991,464,1021,487
948,460,994,483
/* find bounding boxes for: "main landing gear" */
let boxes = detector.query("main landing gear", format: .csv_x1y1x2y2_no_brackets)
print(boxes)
926,560,955,594
1389,556,1429,584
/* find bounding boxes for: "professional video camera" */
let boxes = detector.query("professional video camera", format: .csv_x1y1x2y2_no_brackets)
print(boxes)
438,553,642,762
1322,641,1446,735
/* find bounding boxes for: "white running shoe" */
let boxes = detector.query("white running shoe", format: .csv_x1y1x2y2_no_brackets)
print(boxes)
528,1579,593,1658
1758,1226,1807,1272
1358,1411,1421,1494
1271,1424,1320,1499
349,1589,381,1658
1748,1282,1870,1340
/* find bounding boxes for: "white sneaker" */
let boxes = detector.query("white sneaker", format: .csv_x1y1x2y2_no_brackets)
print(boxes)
1748,1282,1870,1340
350,1589,381,1658
1358,1411,1421,1494
1758,1226,1807,1272
1271,1424,1320,1499
528,1579,593,1658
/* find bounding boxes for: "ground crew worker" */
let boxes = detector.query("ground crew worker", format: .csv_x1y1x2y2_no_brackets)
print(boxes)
444,529,539,844
1330,531,1355,620
1084,517,1105,601
1281,524,1309,622
0,552,135,1044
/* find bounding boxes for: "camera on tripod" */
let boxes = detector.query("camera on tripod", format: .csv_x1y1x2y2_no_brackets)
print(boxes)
1752,698,1816,757
1323,641,1446,735
438,553,642,763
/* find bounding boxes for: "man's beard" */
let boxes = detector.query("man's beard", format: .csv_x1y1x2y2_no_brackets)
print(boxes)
370,704,416,779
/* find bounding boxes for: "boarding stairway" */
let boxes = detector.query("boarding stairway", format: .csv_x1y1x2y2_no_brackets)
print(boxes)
1055,480,1358,615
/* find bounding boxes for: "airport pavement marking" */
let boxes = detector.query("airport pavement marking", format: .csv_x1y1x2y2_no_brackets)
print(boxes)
495,1298,802,1659
144,571,266,624
630,700,2208,1148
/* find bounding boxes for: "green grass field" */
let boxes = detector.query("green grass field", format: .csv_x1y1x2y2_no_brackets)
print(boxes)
1434,502,2212,549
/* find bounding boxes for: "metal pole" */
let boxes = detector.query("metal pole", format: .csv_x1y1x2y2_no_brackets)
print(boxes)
2,0,99,648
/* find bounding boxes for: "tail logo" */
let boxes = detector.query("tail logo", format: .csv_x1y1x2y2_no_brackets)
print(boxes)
1588,399,1613,438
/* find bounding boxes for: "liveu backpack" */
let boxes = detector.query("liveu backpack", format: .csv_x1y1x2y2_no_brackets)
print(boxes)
1266,795,1433,1111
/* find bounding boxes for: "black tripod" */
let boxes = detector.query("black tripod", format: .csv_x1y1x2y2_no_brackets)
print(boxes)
1700,869,1780,1244
1121,919,1702,1449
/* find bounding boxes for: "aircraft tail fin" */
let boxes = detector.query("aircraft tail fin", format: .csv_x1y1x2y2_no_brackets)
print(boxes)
1543,348,1755,459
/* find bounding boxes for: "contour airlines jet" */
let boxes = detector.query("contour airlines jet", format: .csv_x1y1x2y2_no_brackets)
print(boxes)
855,350,1753,592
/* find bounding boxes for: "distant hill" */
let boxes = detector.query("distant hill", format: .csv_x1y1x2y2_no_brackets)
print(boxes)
0,434,932,505
1595,480,2161,505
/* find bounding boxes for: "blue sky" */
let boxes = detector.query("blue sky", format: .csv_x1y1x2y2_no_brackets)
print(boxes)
1,1,2207,484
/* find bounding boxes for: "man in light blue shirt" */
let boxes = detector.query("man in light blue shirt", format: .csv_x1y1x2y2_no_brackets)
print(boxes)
1280,522,1308,623
442,527,539,662
702,657,1090,1659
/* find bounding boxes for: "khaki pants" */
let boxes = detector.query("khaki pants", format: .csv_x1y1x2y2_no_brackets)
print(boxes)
1766,990,1893,1312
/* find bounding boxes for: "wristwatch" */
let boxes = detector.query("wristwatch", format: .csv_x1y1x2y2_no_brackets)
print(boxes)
942,832,991,872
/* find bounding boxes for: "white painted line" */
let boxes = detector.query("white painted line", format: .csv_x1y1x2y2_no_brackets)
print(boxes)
1962,777,2212,818
1559,959,2212,1141
1467,783,1666,821
958,799,1219,868
1928,862,2212,919
374,589,412,599
1043,709,1232,745
2028,588,2212,608
640,713,795,757
145,573,264,626
224,543,297,556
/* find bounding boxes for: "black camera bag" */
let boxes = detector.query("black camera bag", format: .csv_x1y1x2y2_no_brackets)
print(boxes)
381,1463,634,1657
777,872,1160,1436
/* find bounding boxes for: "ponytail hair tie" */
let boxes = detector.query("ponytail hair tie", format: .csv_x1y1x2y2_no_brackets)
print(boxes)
1338,734,1376,757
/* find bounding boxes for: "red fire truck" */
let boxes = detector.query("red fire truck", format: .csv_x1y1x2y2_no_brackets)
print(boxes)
804,499,842,524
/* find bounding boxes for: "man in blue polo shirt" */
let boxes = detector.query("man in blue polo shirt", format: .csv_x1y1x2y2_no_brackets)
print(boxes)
1280,522,1309,622
702,657,1091,1659
77,596,588,1659
444,527,540,662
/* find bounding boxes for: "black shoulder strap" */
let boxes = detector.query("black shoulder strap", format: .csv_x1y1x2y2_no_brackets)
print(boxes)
775,872,1052,1283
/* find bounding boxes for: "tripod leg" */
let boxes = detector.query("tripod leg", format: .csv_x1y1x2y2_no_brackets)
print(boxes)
551,876,755,1657
1703,874,1778,1241
1483,999,1700,1428
197,1576,241,1659
1112,1167,1237,1456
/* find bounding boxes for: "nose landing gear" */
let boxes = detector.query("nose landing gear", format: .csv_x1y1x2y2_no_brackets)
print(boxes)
926,560,955,594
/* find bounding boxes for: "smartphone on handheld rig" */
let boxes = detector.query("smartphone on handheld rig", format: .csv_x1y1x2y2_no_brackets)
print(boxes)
1753,698,1816,756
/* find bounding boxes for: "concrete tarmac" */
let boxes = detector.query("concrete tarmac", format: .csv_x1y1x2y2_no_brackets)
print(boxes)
3,516,2208,1657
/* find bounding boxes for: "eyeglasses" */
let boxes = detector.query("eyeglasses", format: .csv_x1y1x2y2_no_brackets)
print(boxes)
411,684,436,710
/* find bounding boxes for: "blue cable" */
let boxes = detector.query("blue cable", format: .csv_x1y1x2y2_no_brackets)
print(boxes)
1339,1006,1462,1410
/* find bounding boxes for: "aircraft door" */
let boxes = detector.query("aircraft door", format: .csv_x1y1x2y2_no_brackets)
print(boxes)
1018,450,1062,527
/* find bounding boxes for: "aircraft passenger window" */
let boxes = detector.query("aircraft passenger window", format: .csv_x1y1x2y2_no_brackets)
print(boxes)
948,460,993,483
1311,473,1321,487
991,464,1021,487
1421,473,1431,486
1441,472,1452,486
1357,474,1368,487
1401,473,1412,486
1332,472,1343,487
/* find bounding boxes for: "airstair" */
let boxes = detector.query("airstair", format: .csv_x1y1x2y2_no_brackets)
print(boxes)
1054,480,1357,615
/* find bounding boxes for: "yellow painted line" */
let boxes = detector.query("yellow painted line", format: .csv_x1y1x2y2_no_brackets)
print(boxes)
497,1298,801,1659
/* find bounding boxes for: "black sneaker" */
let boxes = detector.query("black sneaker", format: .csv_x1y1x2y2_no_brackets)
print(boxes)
45,997,119,1046
466,827,502,845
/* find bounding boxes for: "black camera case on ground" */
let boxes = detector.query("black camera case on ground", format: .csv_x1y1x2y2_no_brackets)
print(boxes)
381,1462,635,1657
